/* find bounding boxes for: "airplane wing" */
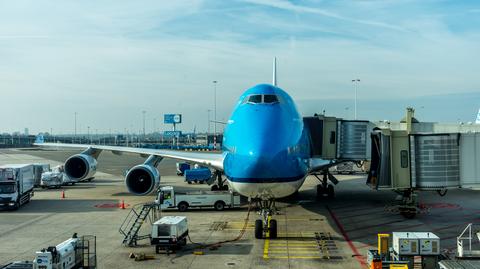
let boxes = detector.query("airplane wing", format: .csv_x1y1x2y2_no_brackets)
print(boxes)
307,158,342,174
33,142,225,171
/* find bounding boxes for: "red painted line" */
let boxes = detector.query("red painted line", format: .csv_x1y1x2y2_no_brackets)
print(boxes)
327,205,368,268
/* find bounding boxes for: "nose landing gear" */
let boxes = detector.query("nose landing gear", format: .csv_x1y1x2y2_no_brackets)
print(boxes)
315,169,338,199
254,199,278,239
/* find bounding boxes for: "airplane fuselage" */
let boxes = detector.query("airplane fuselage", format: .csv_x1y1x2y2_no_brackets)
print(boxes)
222,84,311,199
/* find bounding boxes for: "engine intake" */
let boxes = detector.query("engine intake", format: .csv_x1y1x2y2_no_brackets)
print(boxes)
125,164,160,195
64,154,97,181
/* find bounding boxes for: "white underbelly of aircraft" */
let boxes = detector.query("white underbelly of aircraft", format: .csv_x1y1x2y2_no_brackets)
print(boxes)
227,177,306,199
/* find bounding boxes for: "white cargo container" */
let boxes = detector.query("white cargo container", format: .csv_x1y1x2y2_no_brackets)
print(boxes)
460,133,480,189
33,163,50,187
415,232,440,255
157,186,241,212
151,216,188,253
0,164,34,210
392,232,419,255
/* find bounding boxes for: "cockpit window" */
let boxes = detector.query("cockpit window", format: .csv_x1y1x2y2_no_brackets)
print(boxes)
243,94,280,105
263,94,278,103
247,95,262,104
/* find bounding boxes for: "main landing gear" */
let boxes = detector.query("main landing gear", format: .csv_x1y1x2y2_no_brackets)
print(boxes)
315,169,338,199
254,199,277,239
210,170,229,191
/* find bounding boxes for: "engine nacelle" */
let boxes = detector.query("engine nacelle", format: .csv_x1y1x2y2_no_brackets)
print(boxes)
125,164,160,195
64,154,97,181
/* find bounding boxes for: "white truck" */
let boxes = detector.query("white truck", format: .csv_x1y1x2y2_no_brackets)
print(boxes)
151,216,188,254
157,186,241,212
0,164,34,210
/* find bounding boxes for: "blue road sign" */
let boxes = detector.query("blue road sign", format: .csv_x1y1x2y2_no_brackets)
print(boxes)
164,131,182,137
164,114,182,124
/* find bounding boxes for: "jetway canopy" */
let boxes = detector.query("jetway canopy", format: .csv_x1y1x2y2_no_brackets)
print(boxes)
303,116,374,161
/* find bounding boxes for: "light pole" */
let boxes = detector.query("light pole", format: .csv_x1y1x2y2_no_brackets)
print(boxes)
352,79,360,120
207,109,211,134
213,80,218,149
74,112,77,143
142,110,146,139
87,126,91,144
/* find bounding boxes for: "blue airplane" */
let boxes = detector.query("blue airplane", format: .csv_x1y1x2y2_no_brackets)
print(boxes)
35,59,338,239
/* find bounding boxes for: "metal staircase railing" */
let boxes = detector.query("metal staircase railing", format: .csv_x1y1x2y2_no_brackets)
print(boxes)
119,202,159,246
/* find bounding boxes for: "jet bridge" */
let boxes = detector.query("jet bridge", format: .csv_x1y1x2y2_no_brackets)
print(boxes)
303,115,374,162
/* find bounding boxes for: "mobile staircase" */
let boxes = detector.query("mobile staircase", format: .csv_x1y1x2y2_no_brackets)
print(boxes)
119,202,160,246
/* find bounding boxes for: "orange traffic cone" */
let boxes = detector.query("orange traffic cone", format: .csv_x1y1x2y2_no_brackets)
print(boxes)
61,190,65,199
121,200,126,209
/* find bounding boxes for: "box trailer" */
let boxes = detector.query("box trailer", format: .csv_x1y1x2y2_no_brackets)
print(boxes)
151,216,188,254
157,186,241,211
0,164,34,210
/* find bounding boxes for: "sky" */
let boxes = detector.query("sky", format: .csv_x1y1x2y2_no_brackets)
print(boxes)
0,0,479,135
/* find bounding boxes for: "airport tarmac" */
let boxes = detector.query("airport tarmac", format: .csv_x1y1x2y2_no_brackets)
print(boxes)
1,148,479,268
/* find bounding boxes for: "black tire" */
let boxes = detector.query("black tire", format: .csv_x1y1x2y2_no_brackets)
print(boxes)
221,185,229,191
194,180,198,184
327,184,335,199
214,201,225,211
211,185,219,191
178,202,188,212
269,219,277,239
187,181,192,184
316,185,324,199
255,220,263,239
155,245,160,254
400,209,416,219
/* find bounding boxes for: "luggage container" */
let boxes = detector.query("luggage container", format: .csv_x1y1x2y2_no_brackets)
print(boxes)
410,133,460,189
392,232,419,255
184,167,211,184
151,216,188,254
459,133,480,189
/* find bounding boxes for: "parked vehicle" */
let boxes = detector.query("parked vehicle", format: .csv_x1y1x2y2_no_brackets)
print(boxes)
33,163,50,187
157,186,241,212
40,171,63,188
0,164,34,210
184,167,211,184
176,162,190,176
332,162,356,174
151,216,188,254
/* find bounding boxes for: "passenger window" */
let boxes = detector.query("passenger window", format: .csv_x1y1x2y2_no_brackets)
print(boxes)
400,150,408,168
247,95,262,104
263,94,278,103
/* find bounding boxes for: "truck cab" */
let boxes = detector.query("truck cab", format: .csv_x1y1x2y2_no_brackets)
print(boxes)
157,186,174,209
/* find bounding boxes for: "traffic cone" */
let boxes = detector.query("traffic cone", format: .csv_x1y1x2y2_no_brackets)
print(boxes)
121,200,126,209
61,190,65,199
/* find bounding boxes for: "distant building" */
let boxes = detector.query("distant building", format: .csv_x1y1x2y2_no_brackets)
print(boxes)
24,128,29,136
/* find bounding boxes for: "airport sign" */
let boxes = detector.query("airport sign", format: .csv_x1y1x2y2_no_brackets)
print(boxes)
164,114,182,124
164,131,182,137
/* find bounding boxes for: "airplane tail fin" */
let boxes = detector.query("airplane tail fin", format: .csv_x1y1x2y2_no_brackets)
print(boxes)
272,57,277,86
35,134,44,144
476,108,480,124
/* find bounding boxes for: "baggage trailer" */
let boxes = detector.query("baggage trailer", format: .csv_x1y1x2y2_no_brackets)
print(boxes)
0,164,34,210
151,216,188,254
157,186,241,212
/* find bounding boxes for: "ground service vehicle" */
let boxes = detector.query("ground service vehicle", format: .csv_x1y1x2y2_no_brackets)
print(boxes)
0,164,34,210
151,216,188,254
157,186,241,211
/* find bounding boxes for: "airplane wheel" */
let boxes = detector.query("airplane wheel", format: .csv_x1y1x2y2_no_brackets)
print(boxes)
327,185,335,199
316,185,324,199
254,220,263,239
221,185,229,191
269,219,277,239
211,185,219,191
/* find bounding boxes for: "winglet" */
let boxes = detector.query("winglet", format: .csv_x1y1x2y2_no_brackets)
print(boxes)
272,57,277,86
35,134,44,144
476,108,480,124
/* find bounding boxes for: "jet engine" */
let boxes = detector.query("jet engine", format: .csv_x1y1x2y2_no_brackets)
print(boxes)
64,154,97,181
125,164,160,195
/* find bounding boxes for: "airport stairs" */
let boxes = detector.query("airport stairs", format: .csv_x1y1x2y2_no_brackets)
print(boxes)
119,202,160,246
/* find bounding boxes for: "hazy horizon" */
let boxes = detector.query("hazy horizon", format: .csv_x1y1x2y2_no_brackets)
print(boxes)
1,1,479,134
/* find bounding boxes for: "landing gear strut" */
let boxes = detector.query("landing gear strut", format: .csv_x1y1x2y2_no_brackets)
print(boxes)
315,169,336,199
210,170,229,191
254,199,277,239
398,189,418,219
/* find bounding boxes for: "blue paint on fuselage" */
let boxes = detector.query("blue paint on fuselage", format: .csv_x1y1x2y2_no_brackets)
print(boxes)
222,84,311,183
